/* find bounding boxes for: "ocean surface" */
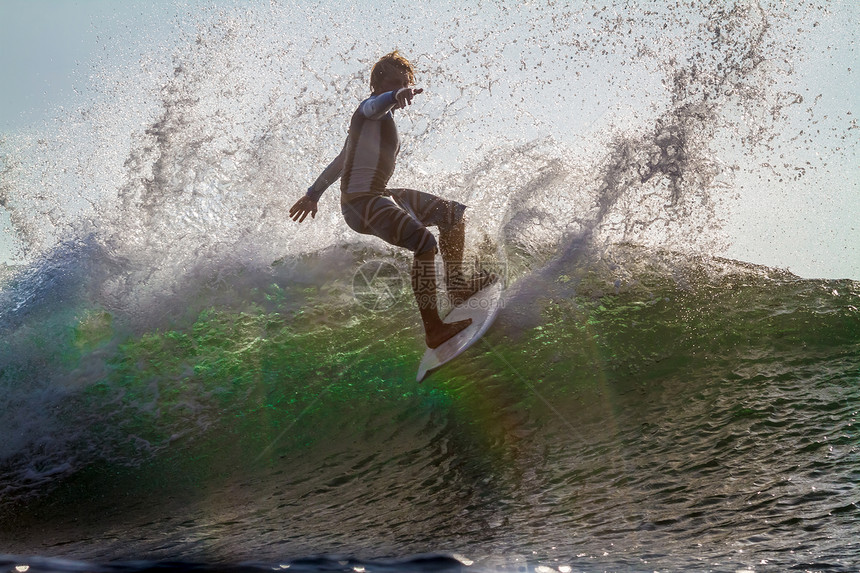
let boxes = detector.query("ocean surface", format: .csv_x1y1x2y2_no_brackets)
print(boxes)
1,1,858,572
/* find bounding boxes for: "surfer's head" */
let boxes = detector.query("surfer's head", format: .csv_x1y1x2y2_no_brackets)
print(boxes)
370,50,415,94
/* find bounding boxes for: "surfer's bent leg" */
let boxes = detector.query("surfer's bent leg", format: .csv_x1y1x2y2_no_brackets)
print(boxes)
386,188,467,288
387,189,496,305
341,192,471,348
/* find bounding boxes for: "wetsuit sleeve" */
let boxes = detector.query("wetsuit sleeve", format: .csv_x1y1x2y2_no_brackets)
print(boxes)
359,91,400,120
305,139,347,201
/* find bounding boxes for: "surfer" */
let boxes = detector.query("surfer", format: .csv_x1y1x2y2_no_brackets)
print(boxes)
289,51,493,349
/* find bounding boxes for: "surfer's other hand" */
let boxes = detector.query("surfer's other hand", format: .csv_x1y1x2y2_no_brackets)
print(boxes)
289,196,318,223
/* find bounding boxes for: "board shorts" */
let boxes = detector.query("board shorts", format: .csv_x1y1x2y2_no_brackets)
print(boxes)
340,188,467,255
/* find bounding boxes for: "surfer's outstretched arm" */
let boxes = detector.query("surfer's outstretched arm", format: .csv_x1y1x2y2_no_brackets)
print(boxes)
290,139,347,222
360,88,423,119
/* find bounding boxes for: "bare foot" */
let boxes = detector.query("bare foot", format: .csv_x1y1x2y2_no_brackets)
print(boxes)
426,318,472,348
447,271,498,307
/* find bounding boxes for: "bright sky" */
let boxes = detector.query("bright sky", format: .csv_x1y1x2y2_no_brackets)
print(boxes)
1,1,166,130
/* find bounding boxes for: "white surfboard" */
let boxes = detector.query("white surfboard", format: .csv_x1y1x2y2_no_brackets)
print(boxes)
417,280,504,382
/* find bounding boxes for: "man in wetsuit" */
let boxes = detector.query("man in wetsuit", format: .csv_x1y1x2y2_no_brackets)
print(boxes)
289,51,491,349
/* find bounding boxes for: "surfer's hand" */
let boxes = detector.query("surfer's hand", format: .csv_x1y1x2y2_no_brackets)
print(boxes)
395,87,423,109
289,196,318,223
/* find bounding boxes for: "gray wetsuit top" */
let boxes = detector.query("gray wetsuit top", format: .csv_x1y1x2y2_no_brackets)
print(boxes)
305,90,401,200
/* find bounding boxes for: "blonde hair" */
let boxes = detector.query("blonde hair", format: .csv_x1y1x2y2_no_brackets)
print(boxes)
370,50,415,93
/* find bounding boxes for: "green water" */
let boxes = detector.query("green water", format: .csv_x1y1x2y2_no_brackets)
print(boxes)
3,247,858,571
